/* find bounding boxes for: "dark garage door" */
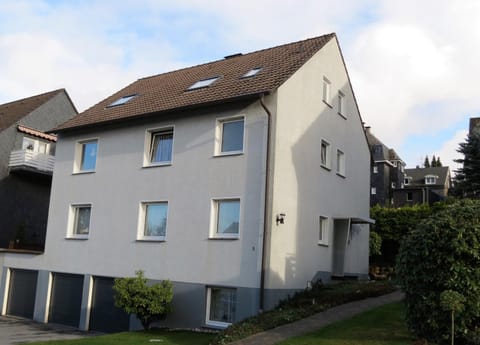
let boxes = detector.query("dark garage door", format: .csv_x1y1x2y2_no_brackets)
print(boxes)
48,273,84,327
89,276,130,333
6,269,38,319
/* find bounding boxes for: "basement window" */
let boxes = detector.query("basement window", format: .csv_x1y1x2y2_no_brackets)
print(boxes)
188,77,219,90
242,67,262,78
107,94,137,107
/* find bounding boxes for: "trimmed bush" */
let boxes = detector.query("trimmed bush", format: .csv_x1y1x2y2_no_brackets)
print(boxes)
396,199,480,344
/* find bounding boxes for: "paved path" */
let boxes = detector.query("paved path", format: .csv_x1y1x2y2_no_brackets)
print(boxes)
0,316,98,345
230,290,404,345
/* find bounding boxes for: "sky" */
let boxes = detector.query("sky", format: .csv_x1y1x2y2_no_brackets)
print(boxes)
1,0,478,173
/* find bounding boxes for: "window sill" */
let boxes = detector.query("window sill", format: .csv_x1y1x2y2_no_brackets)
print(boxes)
142,162,172,169
205,320,232,329
136,238,167,242
321,164,331,171
65,236,89,240
336,172,346,179
318,242,329,247
208,236,239,240
72,170,96,175
322,100,333,108
213,151,244,158
337,112,347,120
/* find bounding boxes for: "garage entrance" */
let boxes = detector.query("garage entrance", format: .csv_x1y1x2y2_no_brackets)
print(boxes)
6,269,38,319
48,273,84,327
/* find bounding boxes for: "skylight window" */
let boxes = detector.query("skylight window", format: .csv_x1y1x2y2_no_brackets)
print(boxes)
242,67,262,78
107,94,137,107
187,77,219,90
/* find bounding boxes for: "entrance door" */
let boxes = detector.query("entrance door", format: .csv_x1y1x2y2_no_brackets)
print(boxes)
332,219,350,277
6,269,38,319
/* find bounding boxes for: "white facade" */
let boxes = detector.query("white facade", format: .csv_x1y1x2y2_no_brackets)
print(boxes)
0,36,370,330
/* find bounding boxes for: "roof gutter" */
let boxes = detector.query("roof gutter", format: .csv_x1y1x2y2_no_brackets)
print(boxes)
259,94,272,311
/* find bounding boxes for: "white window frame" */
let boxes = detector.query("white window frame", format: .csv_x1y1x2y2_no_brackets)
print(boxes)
209,198,241,239
337,90,346,118
320,140,331,170
425,175,436,185
137,201,169,241
336,149,345,177
322,76,331,106
373,165,378,174
371,187,377,195
143,126,174,167
205,286,236,328
73,138,98,174
214,116,245,156
318,216,329,246
404,177,410,185
188,77,219,90
67,204,92,239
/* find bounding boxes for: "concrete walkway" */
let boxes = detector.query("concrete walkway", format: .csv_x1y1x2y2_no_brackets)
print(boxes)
0,316,98,345
230,290,404,345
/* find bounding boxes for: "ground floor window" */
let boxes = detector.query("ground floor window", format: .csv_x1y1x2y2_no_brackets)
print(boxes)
206,287,236,328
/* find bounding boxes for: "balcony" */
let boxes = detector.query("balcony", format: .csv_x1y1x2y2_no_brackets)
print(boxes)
9,149,55,175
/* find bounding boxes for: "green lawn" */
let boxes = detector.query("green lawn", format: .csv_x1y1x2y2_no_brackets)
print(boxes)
277,302,415,345
25,329,215,345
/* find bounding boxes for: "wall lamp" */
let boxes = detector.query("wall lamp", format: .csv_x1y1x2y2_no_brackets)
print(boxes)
276,213,286,225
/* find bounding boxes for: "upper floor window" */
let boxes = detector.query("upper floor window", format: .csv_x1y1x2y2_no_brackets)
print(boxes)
373,165,378,174
321,140,331,169
22,137,51,154
68,204,91,238
215,116,244,155
425,175,437,185
322,77,331,106
210,199,240,239
338,91,345,117
242,67,262,78
336,149,345,177
138,202,168,241
371,187,377,195
107,94,137,107
188,77,219,90
74,139,98,173
145,128,174,166
404,177,411,185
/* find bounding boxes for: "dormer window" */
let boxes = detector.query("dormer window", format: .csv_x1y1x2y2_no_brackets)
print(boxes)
107,94,137,107
404,177,412,185
242,67,262,78
187,77,219,90
425,175,437,185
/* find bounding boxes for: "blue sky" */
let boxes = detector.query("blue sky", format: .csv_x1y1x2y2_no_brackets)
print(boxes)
1,0,478,172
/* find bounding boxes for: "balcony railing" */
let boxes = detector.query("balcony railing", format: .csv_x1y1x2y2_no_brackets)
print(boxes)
9,149,55,174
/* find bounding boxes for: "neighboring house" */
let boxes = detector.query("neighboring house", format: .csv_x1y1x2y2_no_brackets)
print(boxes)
0,34,371,332
365,127,406,207
393,166,451,206
0,89,78,250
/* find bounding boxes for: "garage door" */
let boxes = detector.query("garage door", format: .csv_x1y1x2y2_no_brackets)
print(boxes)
6,269,38,319
89,276,130,332
48,273,84,327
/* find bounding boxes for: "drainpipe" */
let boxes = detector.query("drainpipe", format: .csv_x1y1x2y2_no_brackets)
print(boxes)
259,95,272,312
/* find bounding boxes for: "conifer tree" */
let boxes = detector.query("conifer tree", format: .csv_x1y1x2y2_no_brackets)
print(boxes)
431,155,437,167
453,133,480,198
424,155,430,168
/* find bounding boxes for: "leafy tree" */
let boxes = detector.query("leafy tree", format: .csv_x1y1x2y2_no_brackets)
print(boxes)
396,199,480,344
113,270,173,330
440,290,466,345
424,155,431,168
453,132,480,198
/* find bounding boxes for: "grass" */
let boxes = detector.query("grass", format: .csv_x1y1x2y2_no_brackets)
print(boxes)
25,329,216,345
277,302,415,345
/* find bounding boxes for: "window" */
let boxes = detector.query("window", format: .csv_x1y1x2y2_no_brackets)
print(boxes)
216,117,244,155
425,176,436,184
211,199,240,238
319,216,328,245
242,67,262,78
206,287,236,327
146,128,174,165
74,139,98,173
22,137,35,151
392,182,396,188
371,187,376,195
336,149,345,176
320,140,331,169
69,205,91,238
407,192,413,201
404,177,410,185
322,77,331,105
107,94,137,107
338,91,345,116
188,77,219,90
373,165,378,174
138,202,168,240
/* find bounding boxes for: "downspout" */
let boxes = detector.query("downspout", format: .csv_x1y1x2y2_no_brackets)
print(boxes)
259,94,272,311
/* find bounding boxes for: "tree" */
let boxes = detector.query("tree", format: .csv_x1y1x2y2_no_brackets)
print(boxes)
396,199,480,344
432,155,437,167
436,156,443,167
424,155,430,168
113,270,173,330
453,132,480,198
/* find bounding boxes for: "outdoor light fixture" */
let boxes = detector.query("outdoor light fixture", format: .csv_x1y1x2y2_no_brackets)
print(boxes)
276,213,286,225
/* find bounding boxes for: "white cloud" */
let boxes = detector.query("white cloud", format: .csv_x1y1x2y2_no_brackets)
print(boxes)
435,129,468,175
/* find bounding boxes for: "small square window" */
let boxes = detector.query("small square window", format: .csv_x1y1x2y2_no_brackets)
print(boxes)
188,77,219,90
138,202,168,240
371,187,377,195
74,139,98,173
322,77,331,105
211,199,240,238
425,176,436,185
215,117,244,155
206,287,236,328
404,178,410,185
69,205,91,238
338,91,345,116
319,216,328,245
407,192,413,201
146,128,174,165
321,140,331,169
336,149,345,176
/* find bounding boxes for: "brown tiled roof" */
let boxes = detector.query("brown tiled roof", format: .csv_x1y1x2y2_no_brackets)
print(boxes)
0,89,66,132
17,125,57,142
55,33,336,132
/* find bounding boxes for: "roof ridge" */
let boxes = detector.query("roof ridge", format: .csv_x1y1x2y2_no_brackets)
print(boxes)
0,88,65,108
138,33,336,82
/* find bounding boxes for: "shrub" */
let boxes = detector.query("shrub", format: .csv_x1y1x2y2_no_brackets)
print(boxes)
396,199,480,344
113,270,173,330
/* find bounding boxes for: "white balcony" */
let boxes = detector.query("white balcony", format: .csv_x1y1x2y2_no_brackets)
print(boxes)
9,149,55,174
